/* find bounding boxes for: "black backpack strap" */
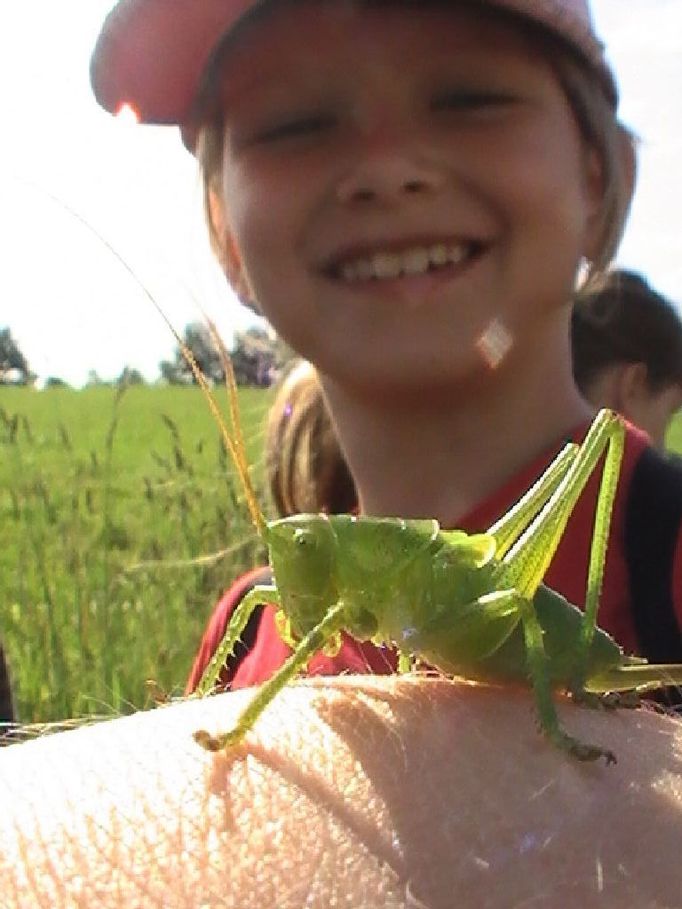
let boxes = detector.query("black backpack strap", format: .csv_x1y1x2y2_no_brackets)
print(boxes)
625,447,682,668
224,566,273,679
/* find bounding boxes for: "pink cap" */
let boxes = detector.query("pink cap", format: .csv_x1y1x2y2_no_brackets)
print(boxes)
91,0,616,141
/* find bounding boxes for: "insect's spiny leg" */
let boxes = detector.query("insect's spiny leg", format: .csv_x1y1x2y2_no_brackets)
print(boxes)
194,601,348,752
499,410,624,601
516,595,616,764
195,586,280,697
398,651,414,673
488,443,577,558
573,415,624,690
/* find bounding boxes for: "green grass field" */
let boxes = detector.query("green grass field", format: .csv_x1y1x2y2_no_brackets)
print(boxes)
2,385,682,728
0,383,272,725
666,413,682,455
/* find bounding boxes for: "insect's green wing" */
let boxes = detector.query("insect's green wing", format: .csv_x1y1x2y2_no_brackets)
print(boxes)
328,516,514,657
400,527,523,664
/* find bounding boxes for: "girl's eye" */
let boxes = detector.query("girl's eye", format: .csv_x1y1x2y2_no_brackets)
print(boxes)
431,90,516,113
252,113,336,144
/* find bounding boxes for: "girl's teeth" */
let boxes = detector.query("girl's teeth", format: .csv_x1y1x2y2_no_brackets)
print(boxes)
430,244,448,266
447,246,467,265
339,243,472,281
403,248,430,275
373,252,402,279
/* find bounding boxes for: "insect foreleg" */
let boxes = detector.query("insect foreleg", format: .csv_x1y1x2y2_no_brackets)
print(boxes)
516,595,616,764
195,586,281,697
194,601,348,752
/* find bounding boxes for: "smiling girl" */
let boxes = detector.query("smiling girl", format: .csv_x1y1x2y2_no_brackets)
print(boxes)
2,5,680,905
92,0,681,685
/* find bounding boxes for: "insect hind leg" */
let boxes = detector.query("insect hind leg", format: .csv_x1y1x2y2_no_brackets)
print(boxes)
488,442,577,559
571,413,625,693
516,595,616,764
499,410,624,606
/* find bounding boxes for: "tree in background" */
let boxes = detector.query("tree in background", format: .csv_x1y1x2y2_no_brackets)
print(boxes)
117,366,146,387
160,323,280,387
160,322,223,385
85,370,109,387
0,328,34,386
231,327,278,386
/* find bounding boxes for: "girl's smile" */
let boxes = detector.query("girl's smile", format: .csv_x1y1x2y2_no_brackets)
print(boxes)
213,2,602,394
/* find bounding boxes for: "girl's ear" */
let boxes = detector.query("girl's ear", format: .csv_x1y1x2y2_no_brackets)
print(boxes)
583,128,637,265
617,126,638,208
207,187,255,305
616,361,649,413
580,148,607,262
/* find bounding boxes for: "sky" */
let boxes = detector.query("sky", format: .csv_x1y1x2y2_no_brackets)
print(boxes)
0,0,681,386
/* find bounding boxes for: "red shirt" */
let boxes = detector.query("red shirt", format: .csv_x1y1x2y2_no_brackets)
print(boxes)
186,421,681,694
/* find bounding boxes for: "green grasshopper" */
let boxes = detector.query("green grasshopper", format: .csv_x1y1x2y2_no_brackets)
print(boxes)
186,342,682,765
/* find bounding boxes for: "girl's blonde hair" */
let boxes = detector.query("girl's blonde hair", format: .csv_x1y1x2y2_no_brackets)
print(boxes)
192,1,636,293
265,360,358,516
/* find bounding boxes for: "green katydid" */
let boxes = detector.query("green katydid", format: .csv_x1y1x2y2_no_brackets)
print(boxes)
184,340,682,765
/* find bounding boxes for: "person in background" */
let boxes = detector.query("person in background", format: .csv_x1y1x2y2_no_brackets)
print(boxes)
572,269,682,450
264,360,357,519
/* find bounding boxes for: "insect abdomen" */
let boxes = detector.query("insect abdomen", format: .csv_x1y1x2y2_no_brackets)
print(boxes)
470,585,622,686
418,584,622,688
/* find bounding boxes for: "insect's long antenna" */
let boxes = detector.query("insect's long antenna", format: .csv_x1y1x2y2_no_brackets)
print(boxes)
205,319,267,537
154,308,266,537
206,320,253,502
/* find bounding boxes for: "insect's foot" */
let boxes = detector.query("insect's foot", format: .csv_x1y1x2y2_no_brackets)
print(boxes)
612,691,641,710
572,688,641,712
569,738,617,765
193,726,246,752
570,689,613,711
547,726,617,765
193,729,224,752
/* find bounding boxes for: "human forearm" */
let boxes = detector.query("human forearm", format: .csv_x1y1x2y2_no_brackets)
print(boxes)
1,676,681,908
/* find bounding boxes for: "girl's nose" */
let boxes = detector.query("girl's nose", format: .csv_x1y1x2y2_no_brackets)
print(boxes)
336,151,444,205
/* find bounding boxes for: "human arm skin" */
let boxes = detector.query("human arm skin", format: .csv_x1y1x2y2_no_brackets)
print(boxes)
1,676,681,908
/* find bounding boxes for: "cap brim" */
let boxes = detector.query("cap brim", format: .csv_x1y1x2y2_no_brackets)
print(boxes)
91,0,261,124
91,0,616,147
